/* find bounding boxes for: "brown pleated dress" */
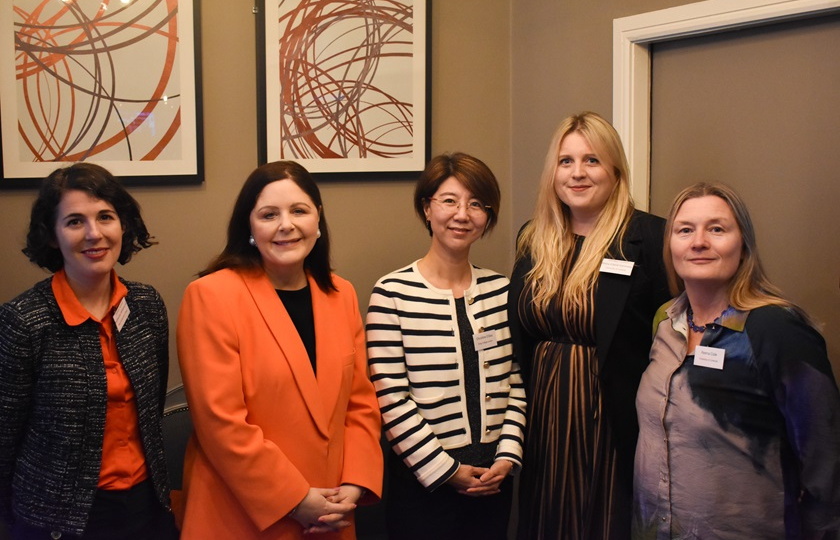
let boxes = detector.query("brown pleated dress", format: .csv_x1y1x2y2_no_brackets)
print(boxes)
517,241,620,540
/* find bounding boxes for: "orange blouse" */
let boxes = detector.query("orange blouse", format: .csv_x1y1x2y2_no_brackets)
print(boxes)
52,269,148,490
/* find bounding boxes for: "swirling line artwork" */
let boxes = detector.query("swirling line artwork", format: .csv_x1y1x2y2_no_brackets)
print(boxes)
273,0,420,168
10,0,183,164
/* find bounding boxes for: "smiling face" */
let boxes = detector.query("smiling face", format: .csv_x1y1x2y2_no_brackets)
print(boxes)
553,131,617,234
54,189,123,287
424,176,488,256
249,179,320,289
670,195,744,292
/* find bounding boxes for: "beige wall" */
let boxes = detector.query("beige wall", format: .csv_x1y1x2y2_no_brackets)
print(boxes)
510,0,690,228
3,0,837,386
0,1,513,387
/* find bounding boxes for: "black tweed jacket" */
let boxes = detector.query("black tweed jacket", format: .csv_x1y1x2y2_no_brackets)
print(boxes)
0,276,171,536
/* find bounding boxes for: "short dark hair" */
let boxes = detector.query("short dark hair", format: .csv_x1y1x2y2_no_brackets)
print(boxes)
201,161,336,292
413,152,501,236
23,162,155,272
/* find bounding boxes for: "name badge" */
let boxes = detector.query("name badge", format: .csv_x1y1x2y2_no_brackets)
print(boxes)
473,330,498,351
599,258,634,276
114,298,130,332
694,345,725,370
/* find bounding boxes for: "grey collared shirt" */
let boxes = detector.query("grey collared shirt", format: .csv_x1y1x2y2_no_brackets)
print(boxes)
633,294,840,539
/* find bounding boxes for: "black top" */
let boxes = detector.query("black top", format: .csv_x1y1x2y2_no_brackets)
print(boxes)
449,297,496,467
276,286,316,374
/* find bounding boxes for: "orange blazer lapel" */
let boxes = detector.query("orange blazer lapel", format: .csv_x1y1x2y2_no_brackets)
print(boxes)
310,275,353,427
241,271,330,437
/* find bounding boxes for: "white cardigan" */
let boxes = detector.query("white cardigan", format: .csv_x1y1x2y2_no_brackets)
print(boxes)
366,262,526,490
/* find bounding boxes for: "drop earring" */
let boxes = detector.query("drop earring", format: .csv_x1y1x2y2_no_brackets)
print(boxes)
248,235,256,246
316,229,322,238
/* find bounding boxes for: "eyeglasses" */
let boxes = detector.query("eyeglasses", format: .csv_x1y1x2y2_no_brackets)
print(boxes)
428,197,491,216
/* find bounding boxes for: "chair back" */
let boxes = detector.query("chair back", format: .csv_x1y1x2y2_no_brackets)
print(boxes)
162,384,193,490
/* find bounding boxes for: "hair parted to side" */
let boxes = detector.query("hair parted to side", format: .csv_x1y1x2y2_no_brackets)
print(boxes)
664,182,814,325
516,111,634,316
23,162,156,272
200,161,336,292
413,152,501,236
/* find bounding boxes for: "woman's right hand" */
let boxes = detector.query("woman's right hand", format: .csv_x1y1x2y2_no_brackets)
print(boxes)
445,464,490,496
290,487,356,534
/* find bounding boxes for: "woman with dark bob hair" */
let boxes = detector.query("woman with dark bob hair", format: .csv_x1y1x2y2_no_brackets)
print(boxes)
23,163,155,272
633,182,840,539
0,163,177,539
177,161,383,539
366,153,526,539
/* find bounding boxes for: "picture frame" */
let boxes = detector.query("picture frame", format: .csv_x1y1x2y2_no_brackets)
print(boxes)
257,0,430,179
0,0,204,189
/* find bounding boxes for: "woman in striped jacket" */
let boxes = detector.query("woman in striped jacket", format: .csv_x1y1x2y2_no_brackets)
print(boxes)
366,153,526,540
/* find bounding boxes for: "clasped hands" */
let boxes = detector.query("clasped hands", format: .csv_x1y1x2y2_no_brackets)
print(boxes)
446,459,513,496
290,484,364,534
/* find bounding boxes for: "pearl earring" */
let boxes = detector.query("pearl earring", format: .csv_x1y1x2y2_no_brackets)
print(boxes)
248,235,256,246
316,229,322,238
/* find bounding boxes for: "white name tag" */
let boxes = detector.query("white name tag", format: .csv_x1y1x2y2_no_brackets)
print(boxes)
473,330,498,351
694,345,725,370
114,298,130,332
599,258,634,276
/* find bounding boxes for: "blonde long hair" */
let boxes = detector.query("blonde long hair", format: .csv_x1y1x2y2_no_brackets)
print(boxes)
664,182,815,325
516,112,634,317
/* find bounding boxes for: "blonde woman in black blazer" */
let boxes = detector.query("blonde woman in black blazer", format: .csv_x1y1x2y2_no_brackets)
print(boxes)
509,112,669,540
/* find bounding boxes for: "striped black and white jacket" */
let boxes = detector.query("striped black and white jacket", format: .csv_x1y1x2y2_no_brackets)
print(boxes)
366,262,526,490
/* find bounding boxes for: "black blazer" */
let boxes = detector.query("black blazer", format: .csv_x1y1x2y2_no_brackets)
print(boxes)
509,210,670,478
0,276,171,536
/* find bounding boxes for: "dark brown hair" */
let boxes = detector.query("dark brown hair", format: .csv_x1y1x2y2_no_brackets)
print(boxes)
24,162,155,272
413,152,501,236
200,161,335,292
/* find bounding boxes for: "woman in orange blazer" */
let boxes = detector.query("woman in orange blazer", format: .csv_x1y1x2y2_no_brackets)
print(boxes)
176,161,383,539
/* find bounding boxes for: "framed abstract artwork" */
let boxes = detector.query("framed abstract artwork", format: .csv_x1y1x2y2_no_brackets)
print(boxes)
0,0,203,188
258,0,430,178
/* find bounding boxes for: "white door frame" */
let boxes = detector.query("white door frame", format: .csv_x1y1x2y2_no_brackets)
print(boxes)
612,0,840,210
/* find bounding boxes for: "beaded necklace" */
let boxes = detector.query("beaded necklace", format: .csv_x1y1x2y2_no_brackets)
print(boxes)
687,305,732,333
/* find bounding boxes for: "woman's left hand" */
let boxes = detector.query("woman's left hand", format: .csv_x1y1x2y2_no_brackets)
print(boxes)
462,459,513,496
329,484,365,505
